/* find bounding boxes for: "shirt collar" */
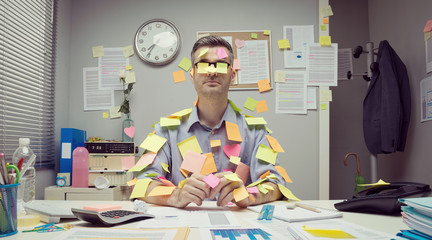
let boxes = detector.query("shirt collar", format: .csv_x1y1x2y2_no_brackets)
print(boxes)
185,100,239,131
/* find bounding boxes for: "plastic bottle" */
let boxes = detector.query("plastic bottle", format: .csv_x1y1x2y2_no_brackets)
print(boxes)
12,138,36,203
72,146,89,188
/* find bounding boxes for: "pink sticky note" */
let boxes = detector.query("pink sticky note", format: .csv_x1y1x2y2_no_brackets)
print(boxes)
135,152,157,166
157,176,175,186
425,20,432,32
216,47,228,59
235,162,250,184
247,186,259,194
233,59,241,70
121,156,135,170
124,126,135,138
203,173,221,188
223,143,241,158
223,169,233,172
180,150,206,173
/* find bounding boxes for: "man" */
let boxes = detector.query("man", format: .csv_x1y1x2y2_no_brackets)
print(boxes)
138,35,285,208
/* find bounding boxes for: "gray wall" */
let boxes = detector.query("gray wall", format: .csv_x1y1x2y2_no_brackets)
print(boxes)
48,0,321,200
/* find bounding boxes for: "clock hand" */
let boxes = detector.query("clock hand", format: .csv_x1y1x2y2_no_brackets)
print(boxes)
146,44,156,58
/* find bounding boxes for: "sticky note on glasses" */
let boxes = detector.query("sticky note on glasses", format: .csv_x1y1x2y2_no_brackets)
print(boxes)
197,62,208,73
216,62,228,74
258,205,275,221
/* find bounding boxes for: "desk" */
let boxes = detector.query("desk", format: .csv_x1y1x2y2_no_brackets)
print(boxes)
9,200,405,239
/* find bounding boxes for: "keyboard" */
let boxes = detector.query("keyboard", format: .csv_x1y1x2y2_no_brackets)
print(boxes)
71,208,155,226
23,201,76,223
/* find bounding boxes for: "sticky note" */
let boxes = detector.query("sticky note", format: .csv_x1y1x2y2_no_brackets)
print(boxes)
109,106,121,119
140,133,167,153
235,162,250,184
278,184,300,201
320,25,327,31
216,47,228,59
157,176,175,186
233,59,241,70
235,38,246,49
177,135,203,159
265,135,284,152
102,112,109,118
425,32,432,41
127,178,137,186
245,117,267,126
424,20,432,32
275,165,293,183
216,62,228,74
161,162,170,173
135,152,157,166
224,173,243,182
148,186,176,197
277,39,290,49
125,71,136,84
263,184,274,191
257,79,271,93
198,48,208,57
178,179,186,188
247,178,267,187
129,178,152,199
180,150,206,173
201,153,218,175
257,184,269,194
321,103,327,110
244,97,258,111
160,117,181,127
121,156,135,170
322,18,329,24
274,70,286,83
229,99,243,113
251,33,258,39
203,173,221,188
197,62,208,74
126,65,132,70
357,179,390,187
146,173,158,177
264,30,270,36
223,143,241,158
170,108,192,118
127,164,148,172
210,140,221,148
256,144,277,165
122,45,134,57
320,5,334,17
233,187,249,202
178,57,192,71
225,121,242,142
92,45,104,57
320,89,332,102
303,226,355,238
180,168,189,178
229,156,241,165
260,171,271,179
256,100,268,113
173,70,186,83
247,186,259,194
206,65,217,73
319,36,332,46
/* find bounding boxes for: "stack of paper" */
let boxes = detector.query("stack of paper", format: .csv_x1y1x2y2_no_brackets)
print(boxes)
398,197,432,238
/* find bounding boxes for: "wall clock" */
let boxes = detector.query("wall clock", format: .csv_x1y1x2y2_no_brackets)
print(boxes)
134,19,181,66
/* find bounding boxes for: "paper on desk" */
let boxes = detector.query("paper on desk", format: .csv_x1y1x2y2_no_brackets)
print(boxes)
56,227,178,240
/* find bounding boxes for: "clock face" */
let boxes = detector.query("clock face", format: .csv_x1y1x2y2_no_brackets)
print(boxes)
134,19,181,65
56,176,66,187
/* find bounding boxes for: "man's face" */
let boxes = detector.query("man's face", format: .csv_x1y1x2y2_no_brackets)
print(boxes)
190,46,236,98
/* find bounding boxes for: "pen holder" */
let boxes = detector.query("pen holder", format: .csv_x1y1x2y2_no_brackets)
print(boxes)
0,183,20,237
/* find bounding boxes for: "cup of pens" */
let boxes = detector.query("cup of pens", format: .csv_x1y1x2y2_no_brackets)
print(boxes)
0,183,20,237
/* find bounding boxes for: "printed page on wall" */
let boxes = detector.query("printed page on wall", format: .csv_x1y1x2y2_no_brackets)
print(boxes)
283,25,314,68
420,76,432,122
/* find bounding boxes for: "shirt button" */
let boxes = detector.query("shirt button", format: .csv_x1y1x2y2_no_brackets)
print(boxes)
211,131,215,135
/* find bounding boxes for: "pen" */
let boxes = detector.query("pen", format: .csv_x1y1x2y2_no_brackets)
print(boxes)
295,203,321,213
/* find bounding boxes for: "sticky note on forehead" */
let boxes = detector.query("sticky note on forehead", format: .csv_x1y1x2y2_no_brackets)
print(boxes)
216,47,228,59
198,48,209,57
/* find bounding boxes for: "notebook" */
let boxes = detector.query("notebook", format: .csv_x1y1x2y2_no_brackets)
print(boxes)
248,203,342,222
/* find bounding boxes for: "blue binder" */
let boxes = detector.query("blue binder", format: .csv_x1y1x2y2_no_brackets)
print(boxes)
60,128,86,182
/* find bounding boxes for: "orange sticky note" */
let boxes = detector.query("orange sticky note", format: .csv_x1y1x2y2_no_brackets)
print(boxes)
265,135,285,152
256,100,268,113
257,79,271,93
225,121,242,142
260,170,271,179
235,162,250,184
201,153,218,175
210,139,221,148
322,18,329,24
147,186,176,197
173,70,186,83
233,187,249,202
127,178,138,186
180,168,190,178
275,165,293,183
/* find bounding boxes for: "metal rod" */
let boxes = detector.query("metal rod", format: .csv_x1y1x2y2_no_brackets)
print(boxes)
366,42,378,183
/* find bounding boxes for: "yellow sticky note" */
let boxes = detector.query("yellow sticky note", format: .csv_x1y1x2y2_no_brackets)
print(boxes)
198,48,209,57
257,79,271,93
263,184,274,191
274,70,286,83
425,32,432,41
180,168,189,178
210,140,221,148
244,97,258,111
277,39,290,49
224,173,243,182
178,57,192,71
170,108,192,118
247,178,267,187
139,133,167,153
233,187,249,202
178,179,186,188
278,184,301,201
320,25,327,31
255,144,277,165
173,70,186,83
275,165,293,183
256,100,268,113
263,30,270,36
177,135,203,159
257,184,269,194
206,65,217,73
122,45,134,57
197,62,208,74
161,162,170,173
127,164,148,172
225,121,242,142
109,106,121,119
320,89,332,102
125,71,136,84
229,156,241,165
357,179,390,187
127,178,138,186
245,117,267,126
322,18,329,24
251,33,258,39
320,5,334,17
201,153,218,175
129,178,152,199
92,45,104,57
303,226,355,239
147,186,176,197
265,135,285,152
319,36,332,46
126,65,132,70
265,126,272,134
216,62,228,74
160,117,181,127
321,103,327,110
102,112,109,119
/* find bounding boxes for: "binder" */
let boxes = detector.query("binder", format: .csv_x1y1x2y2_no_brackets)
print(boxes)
60,128,86,183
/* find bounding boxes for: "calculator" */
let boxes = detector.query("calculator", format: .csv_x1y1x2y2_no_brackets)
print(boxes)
71,208,155,226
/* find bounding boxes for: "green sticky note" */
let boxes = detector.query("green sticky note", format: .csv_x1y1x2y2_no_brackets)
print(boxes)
244,97,258,111
245,117,267,126
139,133,167,153
128,164,148,172
257,184,269,194
255,144,277,165
247,178,268,187
251,33,258,39
178,57,192,71
160,117,181,127
320,25,327,31
145,173,158,177
161,162,170,173
229,99,243,113
177,135,203,159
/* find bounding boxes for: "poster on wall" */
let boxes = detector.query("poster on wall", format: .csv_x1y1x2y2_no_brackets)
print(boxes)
420,76,432,122
425,34,432,73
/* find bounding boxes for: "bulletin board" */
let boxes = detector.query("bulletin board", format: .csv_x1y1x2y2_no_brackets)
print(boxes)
197,31,272,90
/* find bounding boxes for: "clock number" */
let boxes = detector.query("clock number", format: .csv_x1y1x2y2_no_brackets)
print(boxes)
156,23,161,28
141,47,146,52
138,39,143,44
148,26,152,31
169,48,174,52
163,54,168,58
155,56,159,61
141,31,147,36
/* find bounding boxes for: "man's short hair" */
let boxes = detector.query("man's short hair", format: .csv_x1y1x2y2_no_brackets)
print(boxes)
191,35,234,64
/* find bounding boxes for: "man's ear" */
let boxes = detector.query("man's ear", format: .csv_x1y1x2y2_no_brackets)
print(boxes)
190,68,195,83
230,68,237,85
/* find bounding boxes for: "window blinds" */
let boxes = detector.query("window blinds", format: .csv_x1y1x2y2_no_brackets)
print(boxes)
0,0,56,168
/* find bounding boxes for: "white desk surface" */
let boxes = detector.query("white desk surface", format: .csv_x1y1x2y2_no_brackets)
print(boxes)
9,200,405,239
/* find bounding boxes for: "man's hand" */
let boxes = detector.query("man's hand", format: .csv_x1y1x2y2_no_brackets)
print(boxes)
208,172,250,207
169,173,210,208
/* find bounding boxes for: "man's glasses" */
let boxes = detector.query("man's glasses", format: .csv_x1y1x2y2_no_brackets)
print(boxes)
193,61,231,74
